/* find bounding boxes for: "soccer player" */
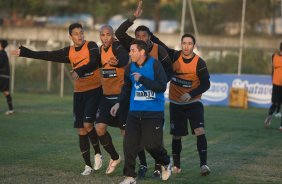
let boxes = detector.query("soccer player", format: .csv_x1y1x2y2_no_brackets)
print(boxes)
264,42,282,131
11,23,103,175
150,33,211,176
0,39,14,115
95,24,129,174
111,40,171,184
115,1,173,178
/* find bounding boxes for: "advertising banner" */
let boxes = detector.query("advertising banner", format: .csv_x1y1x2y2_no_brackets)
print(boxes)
165,74,272,108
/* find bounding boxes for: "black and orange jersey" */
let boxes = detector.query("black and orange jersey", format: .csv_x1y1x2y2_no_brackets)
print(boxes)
69,41,101,92
19,41,101,92
100,41,129,96
150,34,210,102
272,53,282,86
169,53,202,102
149,43,158,61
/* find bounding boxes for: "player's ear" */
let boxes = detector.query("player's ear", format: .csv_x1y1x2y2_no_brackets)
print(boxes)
141,49,145,56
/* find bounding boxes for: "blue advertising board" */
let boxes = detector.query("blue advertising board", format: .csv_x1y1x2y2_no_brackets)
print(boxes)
165,74,272,108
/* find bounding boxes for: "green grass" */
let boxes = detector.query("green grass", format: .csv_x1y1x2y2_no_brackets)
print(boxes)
0,93,281,184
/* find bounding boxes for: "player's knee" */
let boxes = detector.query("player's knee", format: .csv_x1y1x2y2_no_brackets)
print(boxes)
95,123,107,136
3,91,10,96
83,123,94,132
194,127,205,136
78,128,88,135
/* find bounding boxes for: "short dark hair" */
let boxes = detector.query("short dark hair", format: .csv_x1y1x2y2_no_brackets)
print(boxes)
181,33,196,44
68,23,83,35
130,39,148,55
135,25,151,35
280,42,282,51
0,39,8,49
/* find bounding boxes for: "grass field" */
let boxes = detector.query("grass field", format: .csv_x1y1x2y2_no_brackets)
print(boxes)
0,93,281,184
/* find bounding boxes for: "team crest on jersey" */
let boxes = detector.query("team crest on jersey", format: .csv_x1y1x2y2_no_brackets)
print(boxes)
134,82,143,89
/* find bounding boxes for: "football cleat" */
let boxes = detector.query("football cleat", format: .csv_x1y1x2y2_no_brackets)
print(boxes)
106,155,121,174
172,166,181,174
264,115,272,128
94,153,103,170
5,110,14,115
200,165,211,176
119,177,136,184
81,165,93,175
138,165,147,178
161,162,172,181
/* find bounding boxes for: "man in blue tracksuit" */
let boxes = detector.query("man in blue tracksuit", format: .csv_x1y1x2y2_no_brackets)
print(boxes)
111,40,171,184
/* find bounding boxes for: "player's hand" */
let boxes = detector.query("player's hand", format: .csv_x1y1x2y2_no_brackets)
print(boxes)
10,49,21,56
71,70,79,80
131,72,141,82
180,93,191,102
108,57,118,66
133,0,143,18
110,103,120,117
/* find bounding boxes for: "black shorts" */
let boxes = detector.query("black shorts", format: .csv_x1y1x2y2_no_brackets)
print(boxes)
96,95,129,130
73,87,102,128
170,102,205,136
271,84,282,104
0,77,10,92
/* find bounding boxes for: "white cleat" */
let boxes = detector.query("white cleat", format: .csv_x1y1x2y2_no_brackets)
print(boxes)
81,165,93,176
161,162,172,181
119,176,136,184
5,110,14,115
274,112,282,118
264,115,272,128
94,153,103,170
106,155,121,174
172,166,182,174
200,165,211,176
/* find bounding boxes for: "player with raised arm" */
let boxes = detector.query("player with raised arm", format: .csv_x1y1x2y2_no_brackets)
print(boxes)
11,23,103,175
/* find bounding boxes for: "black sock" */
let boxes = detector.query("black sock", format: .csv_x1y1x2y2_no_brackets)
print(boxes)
5,94,13,111
99,131,119,160
88,128,101,155
197,134,207,166
137,149,147,166
79,134,92,167
269,103,277,116
172,138,182,168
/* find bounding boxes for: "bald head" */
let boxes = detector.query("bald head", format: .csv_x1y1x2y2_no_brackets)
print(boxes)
100,24,115,48
99,24,114,35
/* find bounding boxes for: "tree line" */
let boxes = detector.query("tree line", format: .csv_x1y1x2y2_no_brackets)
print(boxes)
0,0,281,35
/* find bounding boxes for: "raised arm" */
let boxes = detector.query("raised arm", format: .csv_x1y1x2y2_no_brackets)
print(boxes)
157,45,173,81
150,34,176,60
115,0,143,51
12,45,70,63
111,41,129,67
